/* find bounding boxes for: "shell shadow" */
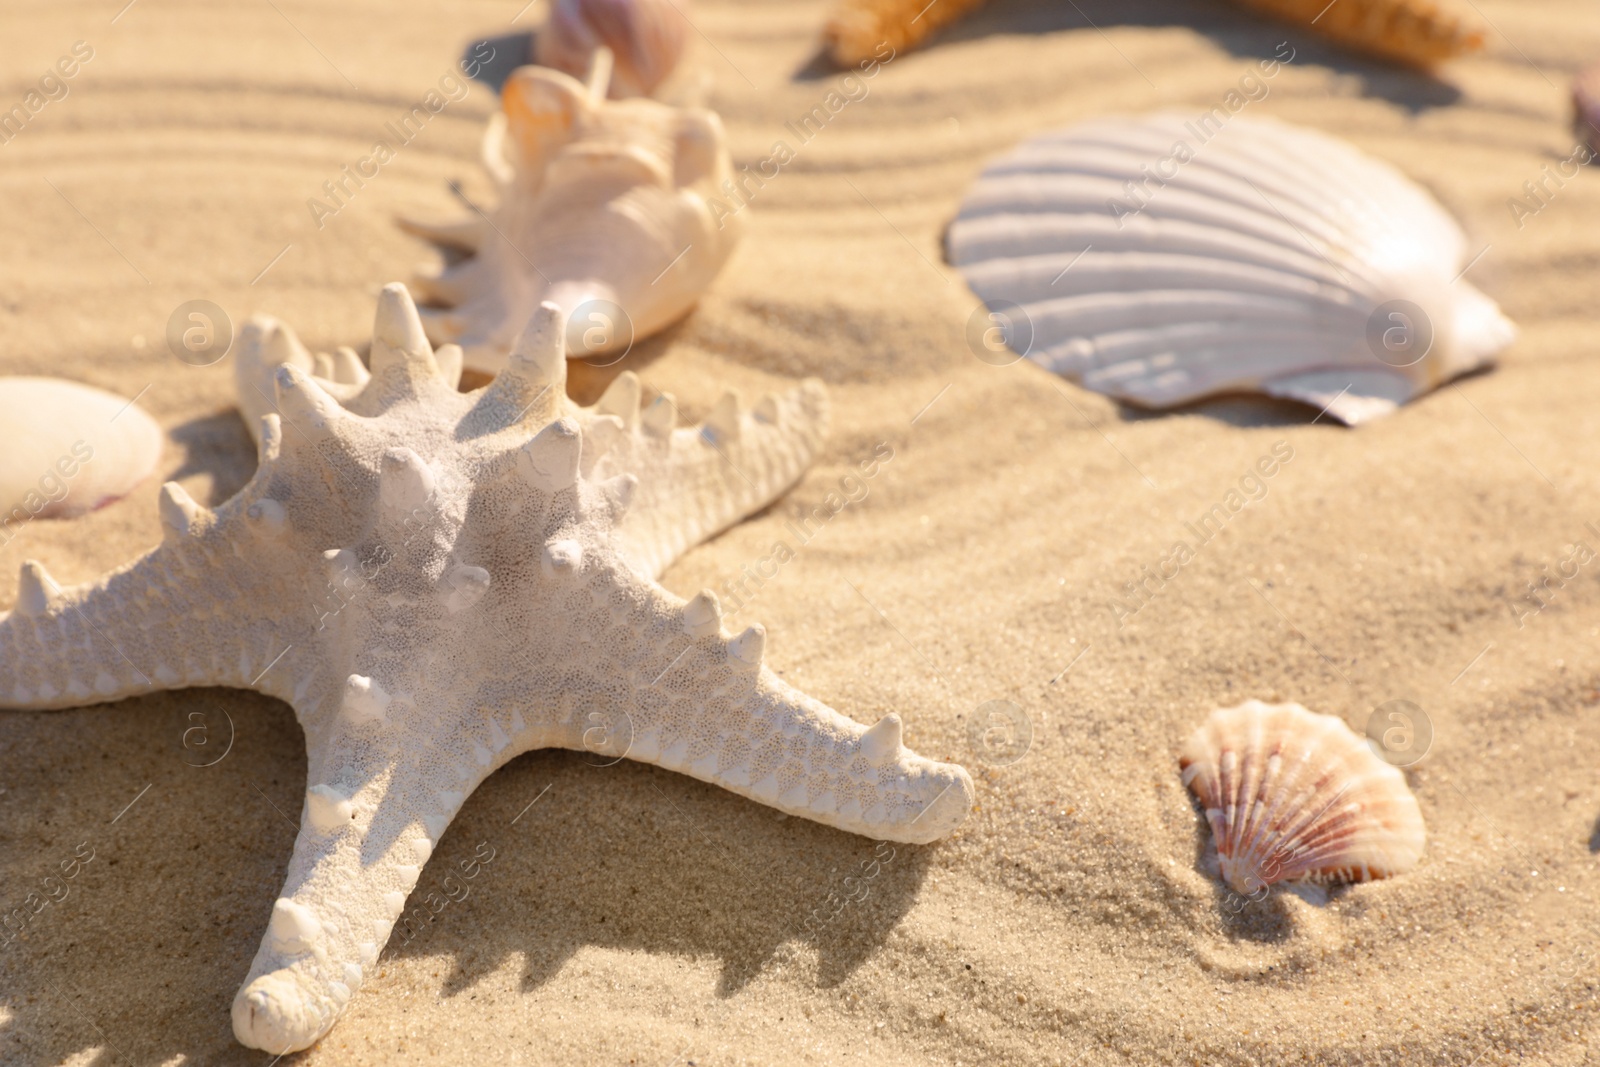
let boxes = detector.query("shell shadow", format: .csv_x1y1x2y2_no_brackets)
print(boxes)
1118,392,1326,429
795,0,1464,112
792,47,840,82
1186,786,1296,943
1043,360,1499,430
1589,810,1600,852
1186,786,1347,944
462,31,537,94
563,314,687,407
1210,881,1297,943
165,411,259,505
392,749,932,1003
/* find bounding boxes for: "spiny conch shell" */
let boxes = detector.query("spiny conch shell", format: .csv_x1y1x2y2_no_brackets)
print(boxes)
396,52,741,375
1230,0,1484,69
946,113,1517,425
0,377,162,521
1179,701,1426,895
537,0,688,99
822,0,989,66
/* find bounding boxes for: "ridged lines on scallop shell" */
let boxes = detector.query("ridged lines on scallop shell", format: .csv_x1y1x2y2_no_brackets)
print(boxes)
947,113,1517,425
1179,700,1426,894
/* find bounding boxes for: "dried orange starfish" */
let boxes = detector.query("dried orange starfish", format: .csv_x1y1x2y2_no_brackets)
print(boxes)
820,0,1485,69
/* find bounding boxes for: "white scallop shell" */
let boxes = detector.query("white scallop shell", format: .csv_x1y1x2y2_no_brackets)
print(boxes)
537,0,688,99
1179,700,1426,894
398,58,740,375
0,377,162,520
947,113,1517,425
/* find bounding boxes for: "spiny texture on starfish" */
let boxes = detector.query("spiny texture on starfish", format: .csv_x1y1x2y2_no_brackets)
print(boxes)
0,284,975,1053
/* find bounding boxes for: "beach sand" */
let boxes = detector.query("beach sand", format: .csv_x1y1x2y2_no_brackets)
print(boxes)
2,0,1599,1063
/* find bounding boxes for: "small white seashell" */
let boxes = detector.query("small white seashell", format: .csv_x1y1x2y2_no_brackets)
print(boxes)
947,114,1517,425
398,61,741,374
537,0,689,99
1179,700,1426,895
0,377,162,520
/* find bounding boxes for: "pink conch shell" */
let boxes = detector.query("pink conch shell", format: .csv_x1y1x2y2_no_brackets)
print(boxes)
1179,700,1426,895
537,0,688,99
398,56,740,374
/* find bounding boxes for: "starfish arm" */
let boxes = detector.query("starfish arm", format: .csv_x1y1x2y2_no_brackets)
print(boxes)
231,716,497,1053
238,304,473,450
0,451,310,709
611,596,973,844
583,376,830,579
234,313,372,449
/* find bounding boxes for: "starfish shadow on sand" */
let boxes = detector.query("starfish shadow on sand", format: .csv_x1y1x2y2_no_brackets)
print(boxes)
397,748,934,1000
0,691,932,1066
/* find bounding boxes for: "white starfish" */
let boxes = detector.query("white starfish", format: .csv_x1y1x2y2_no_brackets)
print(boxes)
0,285,975,1053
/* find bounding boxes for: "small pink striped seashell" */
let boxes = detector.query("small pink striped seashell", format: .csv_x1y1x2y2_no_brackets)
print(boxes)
1179,700,1426,895
537,0,688,99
